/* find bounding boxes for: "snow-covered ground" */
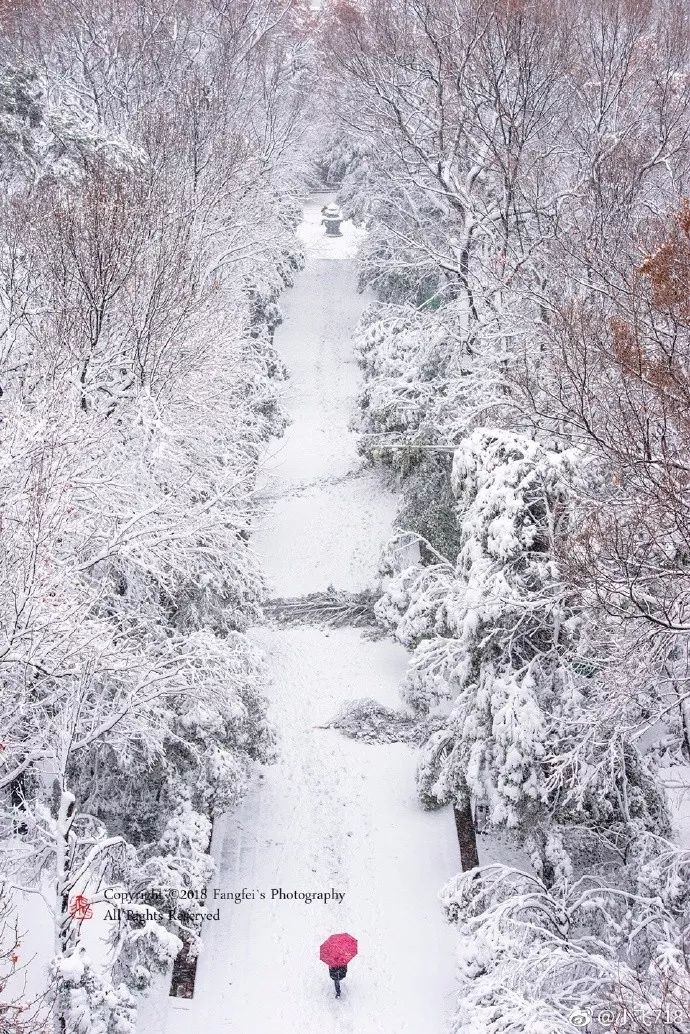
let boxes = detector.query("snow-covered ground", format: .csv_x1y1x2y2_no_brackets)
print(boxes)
138,199,460,1033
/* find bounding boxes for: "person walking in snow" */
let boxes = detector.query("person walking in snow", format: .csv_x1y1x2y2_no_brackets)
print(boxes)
320,932,357,999
328,964,347,998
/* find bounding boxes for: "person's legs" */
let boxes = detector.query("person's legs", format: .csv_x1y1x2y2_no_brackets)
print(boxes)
334,977,341,998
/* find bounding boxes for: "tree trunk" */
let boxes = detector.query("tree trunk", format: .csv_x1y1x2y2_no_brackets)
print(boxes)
453,799,479,872
9,772,28,834
55,795,77,946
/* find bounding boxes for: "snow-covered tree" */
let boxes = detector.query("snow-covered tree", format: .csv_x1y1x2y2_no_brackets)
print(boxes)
378,428,668,874
324,0,690,1028
0,1,312,1030
440,835,690,1034
379,431,579,823
0,881,49,1033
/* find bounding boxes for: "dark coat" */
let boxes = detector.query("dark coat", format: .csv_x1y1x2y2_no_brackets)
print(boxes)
329,965,347,981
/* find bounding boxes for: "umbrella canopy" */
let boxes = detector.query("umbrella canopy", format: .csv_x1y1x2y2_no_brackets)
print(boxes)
320,932,358,967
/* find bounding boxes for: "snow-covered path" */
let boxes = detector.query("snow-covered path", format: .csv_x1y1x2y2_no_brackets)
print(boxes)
148,199,459,1033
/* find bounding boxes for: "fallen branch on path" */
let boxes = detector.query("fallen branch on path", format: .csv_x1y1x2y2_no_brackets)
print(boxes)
318,697,445,745
263,586,380,628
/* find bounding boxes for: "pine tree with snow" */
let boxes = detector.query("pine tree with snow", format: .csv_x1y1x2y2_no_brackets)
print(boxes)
380,429,668,869
391,431,581,827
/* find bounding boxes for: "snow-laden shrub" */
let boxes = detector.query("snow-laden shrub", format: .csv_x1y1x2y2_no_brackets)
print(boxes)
397,454,465,562
353,299,474,557
54,949,138,1034
440,838,690,1034
112,922,182,995
355,302,465,458
313,133,365,189
375,559,455,650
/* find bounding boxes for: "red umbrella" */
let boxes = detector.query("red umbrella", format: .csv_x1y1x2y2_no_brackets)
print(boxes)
320,933,358,967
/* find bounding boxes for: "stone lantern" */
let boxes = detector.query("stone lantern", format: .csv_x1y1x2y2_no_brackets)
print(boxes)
321,202,344,237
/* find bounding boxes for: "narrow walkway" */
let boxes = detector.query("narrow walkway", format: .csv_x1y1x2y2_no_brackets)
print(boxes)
151,198,459,1034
